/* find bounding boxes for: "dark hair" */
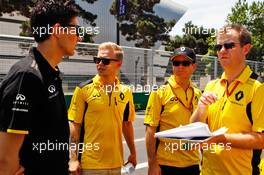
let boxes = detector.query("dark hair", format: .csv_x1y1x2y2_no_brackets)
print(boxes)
220,24,251,46
30,0,79,43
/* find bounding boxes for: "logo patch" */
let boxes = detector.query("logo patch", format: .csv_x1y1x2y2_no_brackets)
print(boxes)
16,94,26,101
180,47,185,51
93,92,101,97
235,91,244,101
48,85,56,93
13,93,29,110
170,97,178,102
120,92,125,100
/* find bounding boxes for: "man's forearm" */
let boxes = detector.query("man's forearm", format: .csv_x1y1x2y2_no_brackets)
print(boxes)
190,92,218,123
122,121,136,155
225,132,264,149
0,157,20,175
190,107,208,123
69,122,81,161
145,126,157,162
0,132,24,174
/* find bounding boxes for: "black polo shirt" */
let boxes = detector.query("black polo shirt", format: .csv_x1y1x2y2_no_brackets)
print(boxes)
0,47,69,175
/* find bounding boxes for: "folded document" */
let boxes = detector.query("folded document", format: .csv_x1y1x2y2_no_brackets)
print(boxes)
154,122,228,141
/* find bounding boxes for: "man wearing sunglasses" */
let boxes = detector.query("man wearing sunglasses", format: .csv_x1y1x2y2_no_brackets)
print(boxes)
0,1,81,175
68,42,137,175
191,24,264,175
145,47,202,175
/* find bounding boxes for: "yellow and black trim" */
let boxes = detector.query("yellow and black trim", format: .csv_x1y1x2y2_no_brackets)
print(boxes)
7,129,29,134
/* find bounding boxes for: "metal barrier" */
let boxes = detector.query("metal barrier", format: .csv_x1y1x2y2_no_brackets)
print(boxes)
1,34,264,94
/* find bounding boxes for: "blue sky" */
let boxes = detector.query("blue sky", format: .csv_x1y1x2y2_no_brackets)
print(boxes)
170,0,258,36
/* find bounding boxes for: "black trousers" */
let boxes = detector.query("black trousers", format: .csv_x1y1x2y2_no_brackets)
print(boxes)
160,164,200,175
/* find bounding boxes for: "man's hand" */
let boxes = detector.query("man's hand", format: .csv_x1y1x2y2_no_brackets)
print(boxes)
0,132,25,175
69,160,80,175
198,92,218,108
127,154,137,167
148,160,161,175
203,134,227,145
190,92,218,123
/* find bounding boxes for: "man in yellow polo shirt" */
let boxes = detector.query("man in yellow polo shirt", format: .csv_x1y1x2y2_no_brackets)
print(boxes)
190,24,264,175
68,42,137,175
145,47,202,175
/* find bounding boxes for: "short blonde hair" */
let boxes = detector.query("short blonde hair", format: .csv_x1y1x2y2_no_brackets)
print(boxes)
98,42,124,60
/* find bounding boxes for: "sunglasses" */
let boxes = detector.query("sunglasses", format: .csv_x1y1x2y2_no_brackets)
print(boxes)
214,42,239,51
61,24,82,37
93,57,119,65
172,61,192,67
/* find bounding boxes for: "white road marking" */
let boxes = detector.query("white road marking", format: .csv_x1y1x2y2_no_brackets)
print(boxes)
136,116,145,119
121,162,148,173
123,137,145,144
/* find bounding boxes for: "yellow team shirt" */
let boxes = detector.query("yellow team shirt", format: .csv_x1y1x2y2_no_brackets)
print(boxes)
260,149,264,175
201,66,264,175
144,75,202,167
260,156,264,175
68,75,135,169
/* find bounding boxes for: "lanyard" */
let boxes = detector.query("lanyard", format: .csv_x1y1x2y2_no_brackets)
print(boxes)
169,83,194,113
225,81,240,97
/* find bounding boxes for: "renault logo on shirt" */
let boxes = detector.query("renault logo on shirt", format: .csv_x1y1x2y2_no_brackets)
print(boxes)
235,91,244,101
48,85,56,93
120,92,125,101
93,92,101,97
170,97,178,102
16,94,26,101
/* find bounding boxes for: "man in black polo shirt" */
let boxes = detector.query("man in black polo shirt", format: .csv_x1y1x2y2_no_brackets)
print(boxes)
0,1,80,174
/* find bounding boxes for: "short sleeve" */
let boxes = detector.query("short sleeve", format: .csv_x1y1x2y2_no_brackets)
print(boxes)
0,72,40,134
122,88,135,122
252,84,264,132
68,86,86,124
128,90,135,121
144,89,162,127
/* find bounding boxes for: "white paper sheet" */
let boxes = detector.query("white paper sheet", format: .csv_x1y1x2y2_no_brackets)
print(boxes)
154,122,228,141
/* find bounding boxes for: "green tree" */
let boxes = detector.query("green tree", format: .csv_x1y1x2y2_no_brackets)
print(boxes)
110,0,176,85
165,21,215,55
110,0,176,48
227,0,264,62
0,0,98,40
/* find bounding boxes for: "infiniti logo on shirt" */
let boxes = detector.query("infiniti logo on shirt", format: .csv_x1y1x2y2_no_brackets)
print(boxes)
48,85,56,93
16,94,26,101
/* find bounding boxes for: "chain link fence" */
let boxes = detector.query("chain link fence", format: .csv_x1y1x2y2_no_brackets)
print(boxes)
1,34,264,93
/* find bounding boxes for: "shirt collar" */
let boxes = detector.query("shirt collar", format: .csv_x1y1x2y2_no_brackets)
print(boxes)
220,65,252,84
92,74,120,87
31,47,61,79
167,75,195,89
